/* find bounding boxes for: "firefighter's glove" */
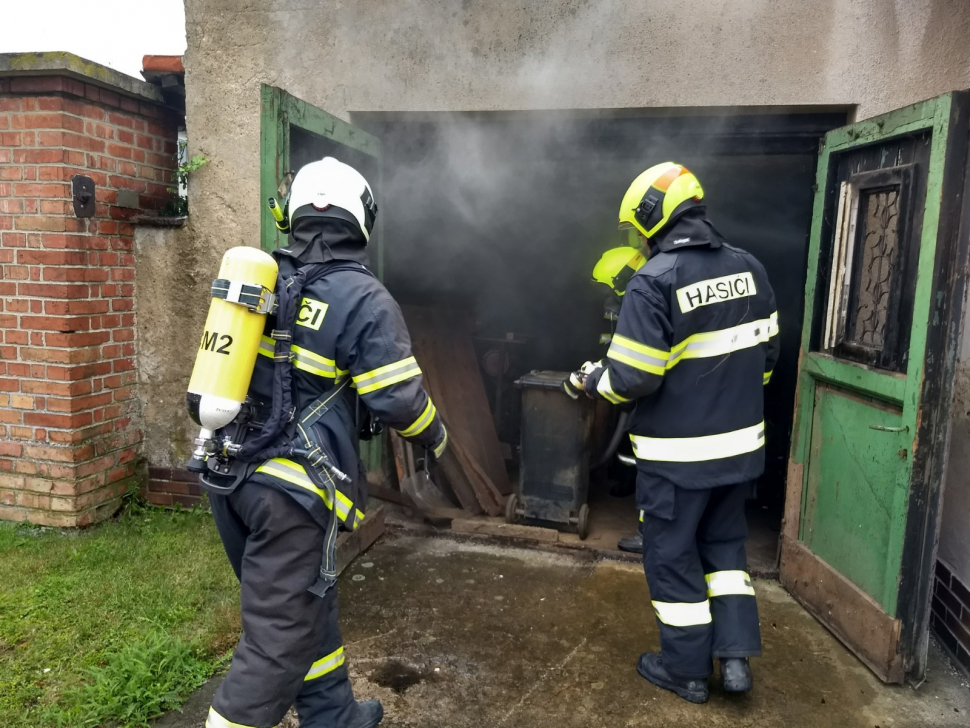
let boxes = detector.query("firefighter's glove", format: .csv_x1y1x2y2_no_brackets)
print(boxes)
563,370,585,399
582,360,607,399
564,361,603,399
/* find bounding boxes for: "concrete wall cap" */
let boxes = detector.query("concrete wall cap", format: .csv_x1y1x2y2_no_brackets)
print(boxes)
0,51,164,104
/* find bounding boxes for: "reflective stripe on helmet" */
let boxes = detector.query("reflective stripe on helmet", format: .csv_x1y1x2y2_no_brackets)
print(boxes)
305,646,346,681
630,422,765,463
619,162,704,239
652,600,712,627
706,570,755,598
353,356,421,395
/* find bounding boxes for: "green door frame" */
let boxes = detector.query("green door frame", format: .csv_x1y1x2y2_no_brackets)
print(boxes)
259,84,384,277
258,84,386,477
782,92,970,682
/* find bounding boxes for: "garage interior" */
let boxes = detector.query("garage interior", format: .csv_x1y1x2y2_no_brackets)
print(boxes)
299,108,849,564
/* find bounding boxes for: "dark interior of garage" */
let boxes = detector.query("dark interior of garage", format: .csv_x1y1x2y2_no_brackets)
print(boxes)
299,108,848,557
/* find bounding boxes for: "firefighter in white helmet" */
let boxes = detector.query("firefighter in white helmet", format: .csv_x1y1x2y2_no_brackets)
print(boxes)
195,157,446,728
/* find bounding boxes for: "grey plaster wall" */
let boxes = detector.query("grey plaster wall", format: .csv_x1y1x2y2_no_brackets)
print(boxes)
134,224,211,468
136,0,970,469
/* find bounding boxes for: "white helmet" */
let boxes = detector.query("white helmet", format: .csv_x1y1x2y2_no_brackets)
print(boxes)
287,157,377,242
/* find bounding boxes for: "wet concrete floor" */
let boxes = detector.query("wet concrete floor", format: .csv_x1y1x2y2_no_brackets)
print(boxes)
159,533,970,728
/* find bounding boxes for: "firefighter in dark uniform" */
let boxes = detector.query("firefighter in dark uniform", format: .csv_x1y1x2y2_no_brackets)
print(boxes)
201,157,447,728
577,162,779,703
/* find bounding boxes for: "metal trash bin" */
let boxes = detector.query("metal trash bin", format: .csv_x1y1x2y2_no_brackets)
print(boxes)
508,370,593,538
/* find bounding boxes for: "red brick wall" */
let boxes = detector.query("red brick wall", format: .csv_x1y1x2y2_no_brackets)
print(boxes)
0,74,178,526
146,467,204,509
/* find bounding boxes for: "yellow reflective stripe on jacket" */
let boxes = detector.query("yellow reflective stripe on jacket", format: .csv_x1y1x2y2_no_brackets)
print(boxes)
434,428,449,458
256,458,359,524
353,356,421,395
305,646,346,681
666,314,778,370
255,458,334,510
706,570,755,597
652,600,712,627
259,336,348,380
607,334,669,376
596,368,631,404
353,509,365,530
206,708,259,728
763,370,772,385
334,489,354,523
399,398,437,437
630,422,765,463
639,510,644,523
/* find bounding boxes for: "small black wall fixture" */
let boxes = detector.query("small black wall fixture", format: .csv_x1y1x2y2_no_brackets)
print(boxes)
72,174,95,218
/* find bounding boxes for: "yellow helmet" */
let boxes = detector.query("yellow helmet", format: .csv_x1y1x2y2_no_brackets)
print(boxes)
592,247,647,296
618,162,704,241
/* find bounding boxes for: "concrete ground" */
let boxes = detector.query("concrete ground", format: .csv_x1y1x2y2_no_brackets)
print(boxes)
158,533,970,728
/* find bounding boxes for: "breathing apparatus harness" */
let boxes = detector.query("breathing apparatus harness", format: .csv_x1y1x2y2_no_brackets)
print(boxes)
197,258,364,494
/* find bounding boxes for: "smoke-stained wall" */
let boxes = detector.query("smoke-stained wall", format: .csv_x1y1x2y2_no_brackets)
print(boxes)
138,0,970,471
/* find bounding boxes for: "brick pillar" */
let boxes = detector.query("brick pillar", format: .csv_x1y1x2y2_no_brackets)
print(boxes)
0,71,178,526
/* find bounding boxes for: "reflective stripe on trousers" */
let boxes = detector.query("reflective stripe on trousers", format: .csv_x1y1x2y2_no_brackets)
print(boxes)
630,421,764,463
652,599,713,627
206,707,259,728
305,646,346,681
706,570,755,597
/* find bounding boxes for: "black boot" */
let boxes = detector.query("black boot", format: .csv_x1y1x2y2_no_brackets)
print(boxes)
720,658,752,693
636,653,708,704
617,533,643,554
347,699,384,728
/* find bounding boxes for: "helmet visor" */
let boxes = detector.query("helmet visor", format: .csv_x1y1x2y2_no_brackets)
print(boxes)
617,222,643,250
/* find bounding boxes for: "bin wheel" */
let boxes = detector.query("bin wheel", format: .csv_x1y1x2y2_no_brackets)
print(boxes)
505,494,519,524
577,504,590,540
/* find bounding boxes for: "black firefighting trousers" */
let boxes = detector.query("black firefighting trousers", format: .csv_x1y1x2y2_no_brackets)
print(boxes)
639,476,762,679
207,480,362,728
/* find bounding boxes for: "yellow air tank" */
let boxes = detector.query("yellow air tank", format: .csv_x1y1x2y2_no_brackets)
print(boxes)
186,246,278,467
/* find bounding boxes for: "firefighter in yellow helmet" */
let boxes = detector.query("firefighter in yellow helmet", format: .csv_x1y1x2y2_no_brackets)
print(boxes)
572,163,779,703
577,247,647,553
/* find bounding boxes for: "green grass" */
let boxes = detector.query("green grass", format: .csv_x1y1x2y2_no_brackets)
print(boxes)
0,501,239,728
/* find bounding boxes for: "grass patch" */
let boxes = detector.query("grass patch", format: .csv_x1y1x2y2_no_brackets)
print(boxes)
0,502,239,728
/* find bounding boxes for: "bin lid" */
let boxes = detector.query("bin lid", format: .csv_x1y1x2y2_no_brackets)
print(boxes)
517,370,571,390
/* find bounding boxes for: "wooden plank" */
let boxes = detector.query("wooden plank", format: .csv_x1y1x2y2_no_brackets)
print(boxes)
404,306,511,496
782,460,804,542
367,481,414,508
780,536,903,683
389,431,408,484
436,447,485,514
448,435,503,516
335,505,386,576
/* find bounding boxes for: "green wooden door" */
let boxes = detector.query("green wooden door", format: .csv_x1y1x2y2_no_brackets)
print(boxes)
781,92,970,683
259,85,386,478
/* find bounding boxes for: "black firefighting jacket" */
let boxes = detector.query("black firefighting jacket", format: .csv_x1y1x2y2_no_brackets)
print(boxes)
585,213,779,489
241,246,446,532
